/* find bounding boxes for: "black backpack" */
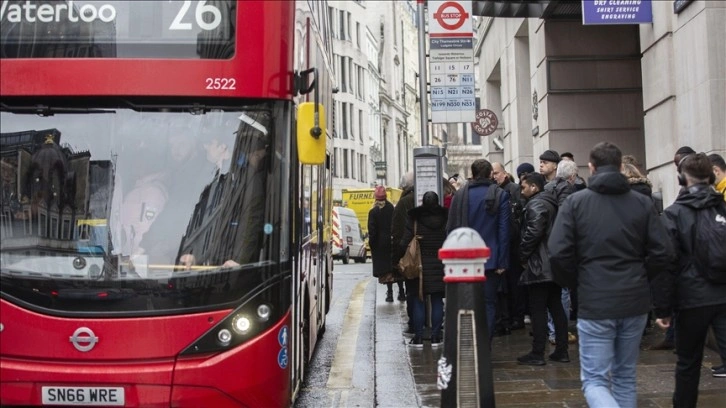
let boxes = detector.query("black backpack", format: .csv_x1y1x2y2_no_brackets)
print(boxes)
693,202,726,284
484,185,520,238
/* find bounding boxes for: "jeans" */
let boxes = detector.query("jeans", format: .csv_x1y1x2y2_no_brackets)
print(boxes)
412,292,444,339
548,287,571,340
577,314,647,408
484,269,502,340
673,304,726,408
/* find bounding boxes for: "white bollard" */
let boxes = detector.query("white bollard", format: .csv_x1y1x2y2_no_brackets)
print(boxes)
437,227,495,408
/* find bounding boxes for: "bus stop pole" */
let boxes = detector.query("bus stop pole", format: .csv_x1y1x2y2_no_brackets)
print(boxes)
437,228,496,408
417,0,429,146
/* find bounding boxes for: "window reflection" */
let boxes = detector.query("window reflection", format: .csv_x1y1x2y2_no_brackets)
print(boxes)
0,104,285,283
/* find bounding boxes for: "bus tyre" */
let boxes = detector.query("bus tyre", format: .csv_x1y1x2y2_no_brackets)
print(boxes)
342,249,350,264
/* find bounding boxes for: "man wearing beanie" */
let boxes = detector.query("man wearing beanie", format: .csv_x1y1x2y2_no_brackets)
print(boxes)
517,163,535,184
539,150,561,183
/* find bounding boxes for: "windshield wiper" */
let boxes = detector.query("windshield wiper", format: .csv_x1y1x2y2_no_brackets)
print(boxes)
0,103,116,116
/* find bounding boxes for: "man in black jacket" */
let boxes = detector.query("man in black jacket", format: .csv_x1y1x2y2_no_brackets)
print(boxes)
652,153,726,406
548,142,674,408
492,162,526,333
517,172,569,366
392,172,416,331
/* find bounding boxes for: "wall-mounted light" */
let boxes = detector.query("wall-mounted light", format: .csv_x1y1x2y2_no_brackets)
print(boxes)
492,136,504,151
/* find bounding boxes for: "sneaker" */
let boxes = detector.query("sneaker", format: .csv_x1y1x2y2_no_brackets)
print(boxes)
385,291,393,302
408,336,423,348
397,292,406,302
524,315,531,325
713,366,726,378
711,365,723,372
548,337,556,345
568,333,577,344
431,336,443,349
517,352,546,366
548,351,571,363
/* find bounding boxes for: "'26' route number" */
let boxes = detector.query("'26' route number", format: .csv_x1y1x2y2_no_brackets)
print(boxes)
170,1,222,31
206,78,236,90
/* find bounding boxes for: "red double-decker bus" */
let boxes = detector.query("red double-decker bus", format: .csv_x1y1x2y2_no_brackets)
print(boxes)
0,1,335,406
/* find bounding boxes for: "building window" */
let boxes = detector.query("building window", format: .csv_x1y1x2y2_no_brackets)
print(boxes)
348,57,354,93
351,150,357,180
349,103,354,140
340,56,347,93
347,12,352,42
358,109,363,144
356,22,361,48
333,147,339,176
343,149,349,178
342,102,348,139
339,10,346,39
328,6,335,39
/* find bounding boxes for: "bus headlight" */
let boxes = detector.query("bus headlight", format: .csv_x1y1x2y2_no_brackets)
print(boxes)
232,315,251,334
257,304,271,322
179,276,287,356
217,329,232,346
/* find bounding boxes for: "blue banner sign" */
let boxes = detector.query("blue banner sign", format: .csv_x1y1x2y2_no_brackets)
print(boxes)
582,0,652,25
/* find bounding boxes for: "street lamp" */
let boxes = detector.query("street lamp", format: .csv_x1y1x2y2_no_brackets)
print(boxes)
375,161,387,182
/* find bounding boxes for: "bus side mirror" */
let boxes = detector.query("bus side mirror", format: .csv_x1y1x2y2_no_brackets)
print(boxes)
297,102,326,165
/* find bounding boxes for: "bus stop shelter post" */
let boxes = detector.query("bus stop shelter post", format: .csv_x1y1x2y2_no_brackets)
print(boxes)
437,228,495,407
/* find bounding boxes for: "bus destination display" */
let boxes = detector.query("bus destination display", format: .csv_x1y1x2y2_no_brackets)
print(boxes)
0,0,236,59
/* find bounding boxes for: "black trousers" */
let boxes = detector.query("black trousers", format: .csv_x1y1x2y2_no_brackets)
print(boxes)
527,281,568,356
673,303,726,408
496,253,526,328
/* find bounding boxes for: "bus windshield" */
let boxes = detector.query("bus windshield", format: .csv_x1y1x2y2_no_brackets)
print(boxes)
0,100,291,315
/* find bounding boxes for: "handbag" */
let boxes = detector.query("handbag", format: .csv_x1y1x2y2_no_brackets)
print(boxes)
398,221,422,280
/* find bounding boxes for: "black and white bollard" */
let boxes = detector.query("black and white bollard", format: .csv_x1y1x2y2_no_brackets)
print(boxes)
437,227,495,408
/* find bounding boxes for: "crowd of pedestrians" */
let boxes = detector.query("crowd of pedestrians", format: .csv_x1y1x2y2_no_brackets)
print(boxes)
366,141,726,407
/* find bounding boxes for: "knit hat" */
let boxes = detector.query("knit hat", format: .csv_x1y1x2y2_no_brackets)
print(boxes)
374,186,387,200
539,149,561,163
516,163,535,178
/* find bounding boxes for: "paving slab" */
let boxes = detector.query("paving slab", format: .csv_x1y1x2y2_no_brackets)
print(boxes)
378,291,726,407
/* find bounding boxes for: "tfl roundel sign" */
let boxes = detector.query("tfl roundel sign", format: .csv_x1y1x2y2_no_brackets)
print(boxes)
429,0,473,35
433,2,469,31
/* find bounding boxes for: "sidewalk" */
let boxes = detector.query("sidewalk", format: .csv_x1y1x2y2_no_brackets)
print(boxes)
375,282,726,407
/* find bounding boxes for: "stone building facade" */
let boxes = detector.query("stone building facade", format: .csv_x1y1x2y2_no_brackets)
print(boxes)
473,1,724,205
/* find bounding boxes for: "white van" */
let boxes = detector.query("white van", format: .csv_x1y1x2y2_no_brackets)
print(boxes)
331,206,367,264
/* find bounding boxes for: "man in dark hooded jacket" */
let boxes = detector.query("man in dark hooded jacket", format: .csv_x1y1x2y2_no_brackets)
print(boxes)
548,142,674,408
652,153,726,406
